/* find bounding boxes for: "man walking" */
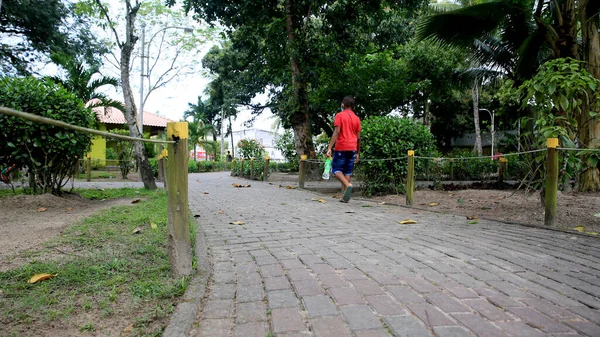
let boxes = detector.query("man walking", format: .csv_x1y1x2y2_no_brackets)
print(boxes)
326,96,361,203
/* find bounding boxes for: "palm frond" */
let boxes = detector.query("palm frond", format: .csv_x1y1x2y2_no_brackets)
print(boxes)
515,25,548,80
415,1,515,47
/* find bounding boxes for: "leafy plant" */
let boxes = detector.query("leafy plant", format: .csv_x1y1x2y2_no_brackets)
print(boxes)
359,116,437,196
237,139,266,160
0,77,94,195
274,130,299,171
107,130,135,179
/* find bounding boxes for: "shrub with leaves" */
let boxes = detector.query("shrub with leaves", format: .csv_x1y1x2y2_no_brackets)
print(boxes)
107,129,135,179
359,116,437,196
0,77,94,194
237,138,267,160
274,130,299,171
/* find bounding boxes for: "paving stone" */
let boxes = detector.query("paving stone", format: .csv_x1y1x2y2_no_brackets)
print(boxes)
473,288,525,308
462,299,512,321
281,259,306,269
351,279,386,296
311,316,349,337
210,284,236,300
272,308,306,333
485,280,534,298
438,282,479,299
318,273,349,288
369,272,402,285
255,254,278,266
433,326,476,337
287,268,313,281
325,257,353,269
267,289,299,309
340,305,381,330
354,329,394,337
203,299,233,319
565,321,600,336
520,298,579,320
193,318,232,337
383,314,433,337
260,264,285,277
494,322,546,337
447,273,488,288
214,271,236,284
236,301,267,323
425,292,470,313
293,278,326,297
567,306,600,322
237,271,262,285
329,287,366,305
311,263,336,275
366,295,407,315
388,285,426,304
265,275,291,291
341,268,368,280
451,313,507,337
402,277,440,293
508,307,573,333
303,295,338,317
408,303,456,326
237,284,264,303
233,322,268,337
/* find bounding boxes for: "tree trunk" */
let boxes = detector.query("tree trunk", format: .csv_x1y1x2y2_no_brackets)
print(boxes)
577,0,600,191
120,1,156,190
472,78,483,156
285,0,315,162
229,115,234,157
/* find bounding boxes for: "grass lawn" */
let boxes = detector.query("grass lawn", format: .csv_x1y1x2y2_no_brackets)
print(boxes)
0,188,196,337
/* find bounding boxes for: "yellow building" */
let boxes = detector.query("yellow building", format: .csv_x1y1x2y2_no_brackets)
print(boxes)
88,105,173,168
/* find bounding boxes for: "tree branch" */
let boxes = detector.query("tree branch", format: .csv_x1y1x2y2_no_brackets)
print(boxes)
93,0,123,48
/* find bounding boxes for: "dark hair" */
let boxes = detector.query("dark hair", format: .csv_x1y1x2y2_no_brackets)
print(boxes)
342,96,355,109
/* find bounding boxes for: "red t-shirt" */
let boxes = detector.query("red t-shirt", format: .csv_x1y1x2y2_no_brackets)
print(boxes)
334,109,361,151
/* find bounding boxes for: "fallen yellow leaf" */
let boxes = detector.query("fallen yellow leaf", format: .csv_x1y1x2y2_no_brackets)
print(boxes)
587,232,598,235
28,273,57,284
122,324,134,336
65,207,73,211
230,221,245,225
466,216,479,220
428,203,439,207
573,226,585,233
38,207,47,212
318,199,326,203
398,219,417,224
218,210,225,214
377,202,386,205
150,223,158,229
285,185,294,189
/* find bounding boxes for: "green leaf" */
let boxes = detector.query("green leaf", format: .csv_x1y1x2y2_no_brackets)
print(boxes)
560,95,569,111
548,83,556,94
7,142,15,148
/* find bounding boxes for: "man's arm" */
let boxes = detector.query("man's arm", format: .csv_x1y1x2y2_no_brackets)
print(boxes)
326,126,341,158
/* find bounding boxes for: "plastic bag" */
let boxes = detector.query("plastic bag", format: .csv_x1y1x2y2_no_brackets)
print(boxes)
322,157,332,180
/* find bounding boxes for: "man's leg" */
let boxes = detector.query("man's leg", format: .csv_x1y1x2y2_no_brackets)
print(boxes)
334,171,351,189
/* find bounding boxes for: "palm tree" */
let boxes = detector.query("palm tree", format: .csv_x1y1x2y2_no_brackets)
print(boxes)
416,0,600,190
49,53,123,111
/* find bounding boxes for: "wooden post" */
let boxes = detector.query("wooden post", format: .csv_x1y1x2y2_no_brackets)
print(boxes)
166,122,192,277
498,157,507,184
545,138,559,227
299,154,308,189
449,159,454,180
86,155,91,182
212,160,215,172
231,159,237,176
406,150,415,206
72,159,79,189
250,158,255,180
159,149,168,189
241,158,245,177
264,156,270,181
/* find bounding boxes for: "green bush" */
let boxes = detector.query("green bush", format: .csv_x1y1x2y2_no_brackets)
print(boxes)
359,116,437,196
274,131,299,171
188,160,198,173
230,159,266,180
148,158,159,177
237,139,267,160
0,77,94,194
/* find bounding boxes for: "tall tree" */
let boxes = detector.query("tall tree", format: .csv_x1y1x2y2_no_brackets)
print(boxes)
181,0,427,160
417,0,600,190
0,0,106,75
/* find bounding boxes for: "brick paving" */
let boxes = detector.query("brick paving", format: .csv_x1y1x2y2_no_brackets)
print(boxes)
187,172,600,337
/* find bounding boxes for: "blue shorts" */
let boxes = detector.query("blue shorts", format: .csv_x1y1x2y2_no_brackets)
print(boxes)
332,151,357,176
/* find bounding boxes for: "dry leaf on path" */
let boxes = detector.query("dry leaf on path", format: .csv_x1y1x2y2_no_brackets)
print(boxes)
428,203,439,207
66,207,73,211
594,213,600,217
311,198,327,203
285,185,295,189
132,227,142,234
28,273,57,284
37,207,47,212
122,324,134,336
218,210,225,214
150,223,158,229
194,214,200,218
466,216,478,220
204,192,209,194
131,199,141,204
346,210,356,213
230,221,245,225
573,226,585,232
377,202,386,205
232,183,251,188
398,219,417,224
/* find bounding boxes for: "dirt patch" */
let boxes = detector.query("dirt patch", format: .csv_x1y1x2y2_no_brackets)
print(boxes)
0,193,134,271
373,189,600,233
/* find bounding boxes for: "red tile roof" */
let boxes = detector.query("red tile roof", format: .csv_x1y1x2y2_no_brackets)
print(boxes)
91,103,174,128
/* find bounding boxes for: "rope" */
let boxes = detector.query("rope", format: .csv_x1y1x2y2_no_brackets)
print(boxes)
557,147,600,152
0,107,175,144
414,148,547,161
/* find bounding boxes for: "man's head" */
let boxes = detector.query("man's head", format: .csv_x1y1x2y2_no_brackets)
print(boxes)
342,96,355,110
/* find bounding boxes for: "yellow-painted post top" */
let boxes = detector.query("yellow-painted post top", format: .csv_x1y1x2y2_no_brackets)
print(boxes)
266,156,270,160
161,149,168,157
408,150,414,156
499,157,508,163
300,155,308,160
87,154,91,159
547,138,559,148
251,157,255,161
167,122,189,139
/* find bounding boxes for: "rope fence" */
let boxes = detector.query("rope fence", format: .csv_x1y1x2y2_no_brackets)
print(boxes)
0,106,192,278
